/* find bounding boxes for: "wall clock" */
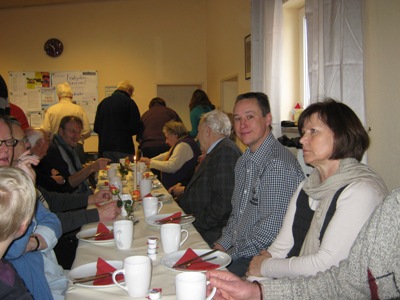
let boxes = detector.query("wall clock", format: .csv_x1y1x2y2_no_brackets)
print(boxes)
44,38,64,57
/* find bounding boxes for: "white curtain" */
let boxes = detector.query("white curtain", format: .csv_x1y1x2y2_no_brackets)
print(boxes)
251,0,284,138
305,0,365,123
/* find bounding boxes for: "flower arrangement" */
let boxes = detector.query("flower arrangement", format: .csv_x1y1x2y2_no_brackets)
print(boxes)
118,163,129,178
110,184,133,218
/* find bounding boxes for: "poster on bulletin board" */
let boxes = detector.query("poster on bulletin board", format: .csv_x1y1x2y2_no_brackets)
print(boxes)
8,70,98,127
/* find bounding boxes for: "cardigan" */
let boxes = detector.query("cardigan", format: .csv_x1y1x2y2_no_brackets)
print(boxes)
262,179,385,279
263,187,400,299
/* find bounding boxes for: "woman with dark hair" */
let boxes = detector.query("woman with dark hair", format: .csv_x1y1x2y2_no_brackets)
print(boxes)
188,89,215,137
140,120,201,189
247,99,388,279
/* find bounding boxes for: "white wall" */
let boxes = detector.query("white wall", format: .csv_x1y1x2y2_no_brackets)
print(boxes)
0,0,250,152
364,0,400,191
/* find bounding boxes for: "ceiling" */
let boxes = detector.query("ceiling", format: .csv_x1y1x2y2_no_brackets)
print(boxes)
0,0,115,10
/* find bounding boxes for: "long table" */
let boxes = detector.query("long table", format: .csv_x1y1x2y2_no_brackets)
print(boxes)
65,175,211,299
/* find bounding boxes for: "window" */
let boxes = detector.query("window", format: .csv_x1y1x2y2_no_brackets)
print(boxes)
282,0,308,111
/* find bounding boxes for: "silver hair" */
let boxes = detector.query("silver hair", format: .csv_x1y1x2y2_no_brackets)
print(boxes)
200,109,231,137
117,80,134,96
25,127,45,147
56,82,73,99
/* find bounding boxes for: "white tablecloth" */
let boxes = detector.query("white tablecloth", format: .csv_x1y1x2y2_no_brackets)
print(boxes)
65,176,211,300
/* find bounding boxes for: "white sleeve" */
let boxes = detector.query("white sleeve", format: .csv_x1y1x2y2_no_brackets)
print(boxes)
41,110,52,132
261,180,383,279
35,225,58,252
150,142,194,173
151,152,168,161
79,108,92,139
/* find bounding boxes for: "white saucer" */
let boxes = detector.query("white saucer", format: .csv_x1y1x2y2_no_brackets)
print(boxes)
145,213,195,227
76,226,114,244
68,260,123,288
160,249,231,272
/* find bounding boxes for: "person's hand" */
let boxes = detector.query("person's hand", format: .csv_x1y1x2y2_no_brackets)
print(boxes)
168,183,185,197
31,138,48,159
139,157,151,166
213,243,227,253
15,150,40,182
51,168,60,176
246,250,271,277
90,158,111,172
206,270,261,300
25,234,47,253
51,175,65,185
89,190,112,204
50,169,66,184
97,201,121,222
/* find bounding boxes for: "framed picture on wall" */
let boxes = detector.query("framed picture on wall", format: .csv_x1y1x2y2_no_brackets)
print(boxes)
245,34,251,80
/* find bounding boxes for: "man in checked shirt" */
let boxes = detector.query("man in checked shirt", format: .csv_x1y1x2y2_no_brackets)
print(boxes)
214,92,305,277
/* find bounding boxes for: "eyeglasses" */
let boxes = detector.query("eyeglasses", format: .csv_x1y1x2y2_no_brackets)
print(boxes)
0,139,18,147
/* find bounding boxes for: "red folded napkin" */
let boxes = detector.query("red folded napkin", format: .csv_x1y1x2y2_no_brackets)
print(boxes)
95,223,114,241
93,257,124,285
157,212,182,224
174,248,219,270
144,193,153,197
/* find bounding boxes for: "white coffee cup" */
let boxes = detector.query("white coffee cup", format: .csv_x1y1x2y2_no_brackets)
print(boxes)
138,162,147,172
112,256,152,297
160,223,189,254
109,163,120,170
175,272,216,300
142,197,163,219
109,176,123,199
140,178,153,197
119,194,133,217
109,176,123,191
119,193,132,202
113,220,134,250
119,158,129,166
107,168,117,178
137,171,144,185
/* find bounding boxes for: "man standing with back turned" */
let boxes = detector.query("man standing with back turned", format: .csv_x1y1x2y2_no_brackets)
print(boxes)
94,80,141,162
214,92,305,277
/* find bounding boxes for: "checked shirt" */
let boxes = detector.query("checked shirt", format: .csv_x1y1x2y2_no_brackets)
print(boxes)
217,133,305,260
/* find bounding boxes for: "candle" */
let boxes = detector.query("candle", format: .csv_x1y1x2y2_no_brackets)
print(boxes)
133,155,137,190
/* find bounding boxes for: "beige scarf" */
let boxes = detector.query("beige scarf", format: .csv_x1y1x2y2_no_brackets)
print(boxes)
300,158,388,256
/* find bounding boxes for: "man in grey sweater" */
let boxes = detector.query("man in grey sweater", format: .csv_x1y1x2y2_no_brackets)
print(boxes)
207,188,400,299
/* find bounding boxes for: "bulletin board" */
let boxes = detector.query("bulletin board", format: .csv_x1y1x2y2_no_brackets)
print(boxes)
8,70,98,127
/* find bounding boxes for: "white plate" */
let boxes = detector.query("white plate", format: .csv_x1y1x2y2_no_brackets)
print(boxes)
152,181,163,189
153,193,171,202
161,249,231,272
145,213,195,227
68,260,123,288
138,193,172,203
76,226,114,244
